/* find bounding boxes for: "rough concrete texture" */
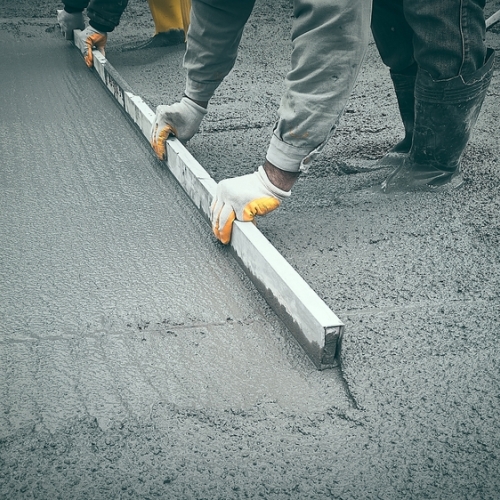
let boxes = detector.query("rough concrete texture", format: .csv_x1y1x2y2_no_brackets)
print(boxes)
1,1,500,499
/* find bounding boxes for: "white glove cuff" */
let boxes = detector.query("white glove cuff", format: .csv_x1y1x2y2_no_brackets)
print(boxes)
181,97,208,120
82,25,107,36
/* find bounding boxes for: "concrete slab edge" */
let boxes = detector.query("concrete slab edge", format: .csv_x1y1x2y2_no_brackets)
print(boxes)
71,29,344,369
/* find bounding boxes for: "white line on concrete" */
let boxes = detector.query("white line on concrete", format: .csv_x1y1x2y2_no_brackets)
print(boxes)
71,29,344,369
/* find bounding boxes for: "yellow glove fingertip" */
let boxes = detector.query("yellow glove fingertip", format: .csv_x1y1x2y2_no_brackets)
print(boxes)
217,211,236,245
153,125,175,160
84,41,93,67
152,140,165,160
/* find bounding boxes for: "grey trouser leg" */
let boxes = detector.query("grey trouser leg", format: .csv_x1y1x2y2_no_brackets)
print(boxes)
184,0,255,101
268,0,372,172
184,0,371,173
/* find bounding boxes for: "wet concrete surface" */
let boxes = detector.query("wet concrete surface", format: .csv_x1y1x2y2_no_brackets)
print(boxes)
1,1,500,499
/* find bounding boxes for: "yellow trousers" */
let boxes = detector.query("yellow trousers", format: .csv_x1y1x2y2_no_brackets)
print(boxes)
147,0,191,36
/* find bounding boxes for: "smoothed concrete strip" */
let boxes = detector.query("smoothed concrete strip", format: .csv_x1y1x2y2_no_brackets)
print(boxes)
71,29,344,369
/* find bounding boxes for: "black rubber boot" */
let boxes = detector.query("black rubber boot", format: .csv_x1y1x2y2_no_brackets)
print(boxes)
386,72,416,154
382,49,495,193
376,72,416,167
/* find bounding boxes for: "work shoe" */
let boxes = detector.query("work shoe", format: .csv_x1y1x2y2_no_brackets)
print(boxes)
130,30,186,50
382,49,495,193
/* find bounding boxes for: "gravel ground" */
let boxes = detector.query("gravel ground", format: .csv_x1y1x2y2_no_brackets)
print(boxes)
1,1,499,499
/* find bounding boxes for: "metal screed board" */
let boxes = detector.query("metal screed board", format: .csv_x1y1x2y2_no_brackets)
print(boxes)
72,29,344,369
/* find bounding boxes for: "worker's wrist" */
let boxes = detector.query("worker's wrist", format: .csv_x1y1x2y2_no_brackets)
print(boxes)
183,94,208,109
263,160,300,191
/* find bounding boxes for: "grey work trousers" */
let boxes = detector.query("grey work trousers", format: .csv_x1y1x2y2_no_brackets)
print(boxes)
184,0,372,172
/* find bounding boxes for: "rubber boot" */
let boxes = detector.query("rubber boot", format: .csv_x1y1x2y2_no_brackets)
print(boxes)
376,71,416,167
388,72,416,153
141,0,191,48
382,48,495,193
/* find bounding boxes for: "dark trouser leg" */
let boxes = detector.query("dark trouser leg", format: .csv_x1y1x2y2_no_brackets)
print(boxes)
404,0,487,80
184,0,256,102
371,0,416,162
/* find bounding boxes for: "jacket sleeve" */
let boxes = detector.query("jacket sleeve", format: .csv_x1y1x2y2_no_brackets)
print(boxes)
62,0,91,13
88,0,129,32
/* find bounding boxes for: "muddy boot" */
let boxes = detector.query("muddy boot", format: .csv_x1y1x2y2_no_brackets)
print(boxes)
382,49,495,193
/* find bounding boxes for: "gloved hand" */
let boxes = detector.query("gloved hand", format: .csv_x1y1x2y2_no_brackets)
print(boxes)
57,9,85,40
150,97,207,159
79,26,107,68
210,166,291,245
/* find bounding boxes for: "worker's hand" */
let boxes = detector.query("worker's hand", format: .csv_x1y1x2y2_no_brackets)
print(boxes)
210,166,291,245
150,97,207,159
57,9,85,40
79,26,107,68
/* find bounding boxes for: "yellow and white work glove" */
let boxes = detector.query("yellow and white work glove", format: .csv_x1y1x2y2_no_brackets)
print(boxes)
150,97,207,159
57,9,85,40
210,166,291,245
79,26,107,68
